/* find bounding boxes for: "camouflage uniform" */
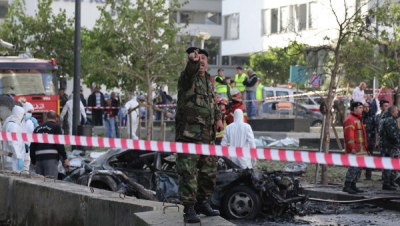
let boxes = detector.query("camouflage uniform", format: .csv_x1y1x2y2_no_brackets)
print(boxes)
175,60,221,205
363,111,377,179
375,112,384,155
379,111,400,186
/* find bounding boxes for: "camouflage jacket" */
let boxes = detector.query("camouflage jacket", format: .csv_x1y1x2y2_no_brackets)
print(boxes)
362,111,376,150
375,112,384,135
175,60,221,144
379,111,400,150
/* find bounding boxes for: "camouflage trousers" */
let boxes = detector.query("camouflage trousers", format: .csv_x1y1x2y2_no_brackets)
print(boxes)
381,148,399,185
176,153,218,205
345,166,362,183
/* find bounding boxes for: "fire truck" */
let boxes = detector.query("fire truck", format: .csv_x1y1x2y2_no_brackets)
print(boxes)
0,39,59,124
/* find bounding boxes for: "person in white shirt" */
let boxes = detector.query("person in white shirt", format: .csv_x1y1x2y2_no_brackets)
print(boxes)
60,97,87,135
352,82,367,104
221,109,256,169
125,94,139,139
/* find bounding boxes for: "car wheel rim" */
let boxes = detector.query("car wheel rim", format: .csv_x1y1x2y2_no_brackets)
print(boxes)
227,191,254,218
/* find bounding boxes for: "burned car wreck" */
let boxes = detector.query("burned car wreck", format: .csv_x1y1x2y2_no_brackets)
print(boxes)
64,148,307,219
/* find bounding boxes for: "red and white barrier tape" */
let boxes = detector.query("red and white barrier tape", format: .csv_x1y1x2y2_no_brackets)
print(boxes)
1,132,399,170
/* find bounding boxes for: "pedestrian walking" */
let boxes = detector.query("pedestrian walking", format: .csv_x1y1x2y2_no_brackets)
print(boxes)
30,111,69,178
379,105,400,190
175,47,223,223
88,86,106,126
362,102,376,180
1,106,25,171
221,109,256,169
243,68,258,119
60,97,87,135
342,101,367,194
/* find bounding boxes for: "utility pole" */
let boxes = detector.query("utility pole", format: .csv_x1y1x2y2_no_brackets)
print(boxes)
72,0,81,138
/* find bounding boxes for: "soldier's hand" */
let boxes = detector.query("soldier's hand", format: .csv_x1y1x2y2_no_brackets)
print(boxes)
216,119,223,132
189,49,200,62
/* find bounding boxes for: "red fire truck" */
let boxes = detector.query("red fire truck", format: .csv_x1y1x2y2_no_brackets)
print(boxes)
0,41,59,123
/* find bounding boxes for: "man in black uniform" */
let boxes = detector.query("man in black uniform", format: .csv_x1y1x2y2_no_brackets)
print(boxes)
30,111,69,179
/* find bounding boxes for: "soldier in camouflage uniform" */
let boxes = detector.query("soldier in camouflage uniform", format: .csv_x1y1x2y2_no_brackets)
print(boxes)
362,102,376,180
375,100,390,156
342,102,367,194
175,47,223,223
379,105,400,190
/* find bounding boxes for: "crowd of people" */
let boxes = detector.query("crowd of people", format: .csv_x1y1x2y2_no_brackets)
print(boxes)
342,82,400,194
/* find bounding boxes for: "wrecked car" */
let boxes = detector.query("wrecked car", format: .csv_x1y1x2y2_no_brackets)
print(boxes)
64,148,307,219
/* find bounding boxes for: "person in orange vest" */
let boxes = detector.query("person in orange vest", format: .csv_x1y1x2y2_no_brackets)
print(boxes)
215,98,228,145
342,101,367,194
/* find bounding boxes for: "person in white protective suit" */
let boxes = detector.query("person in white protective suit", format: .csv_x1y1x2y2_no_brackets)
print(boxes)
60,97,87,135
21,102,38,172
221,109,257,169
124,95,139,139
1,106,26,171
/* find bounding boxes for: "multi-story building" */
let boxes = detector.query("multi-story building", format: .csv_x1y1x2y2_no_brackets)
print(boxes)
221,0,371,76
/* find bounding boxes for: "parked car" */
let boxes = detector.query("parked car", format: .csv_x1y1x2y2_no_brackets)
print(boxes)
63,149,307,219
262,87,320,112
260,101,323,127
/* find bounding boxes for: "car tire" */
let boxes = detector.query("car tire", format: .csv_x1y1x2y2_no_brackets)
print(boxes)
311,120,322,127
283,162,308,175
222,185,261,219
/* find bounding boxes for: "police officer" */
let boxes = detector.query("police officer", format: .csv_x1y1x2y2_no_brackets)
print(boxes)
175,47,223,223
375,100,390,155
342,101,367,194
379,105,400,190
362,102,376,180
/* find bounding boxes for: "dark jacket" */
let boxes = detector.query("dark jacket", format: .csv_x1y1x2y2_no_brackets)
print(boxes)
30,120,67,164
80,93,87,106
88,92,106,108
362,110,376,151
111,97,120,116
379,111,400,150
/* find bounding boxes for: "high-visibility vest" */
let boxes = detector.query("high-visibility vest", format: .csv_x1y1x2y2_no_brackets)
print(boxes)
215,75,227,94
235,73,246,92
256,83,264,101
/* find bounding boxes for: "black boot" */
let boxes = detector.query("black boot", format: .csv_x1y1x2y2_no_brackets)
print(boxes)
342,181,357,194
395,177,400,187
351,182,364,193
194,199,220,216
382,184,397,191
183,206,200,223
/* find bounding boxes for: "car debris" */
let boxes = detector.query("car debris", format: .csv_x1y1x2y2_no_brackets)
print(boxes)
63,148,308,219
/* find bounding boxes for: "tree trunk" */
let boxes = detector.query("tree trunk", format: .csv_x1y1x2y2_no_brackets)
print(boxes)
147,82,153,140
321,51,341,185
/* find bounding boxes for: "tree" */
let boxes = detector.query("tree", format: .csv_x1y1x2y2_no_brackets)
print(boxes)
249,42,307,86
295,0,373,185
86,0,188,140
0,0,75,79
373,1,400,105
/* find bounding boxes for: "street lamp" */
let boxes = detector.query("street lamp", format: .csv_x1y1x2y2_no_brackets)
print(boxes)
196,31,211,49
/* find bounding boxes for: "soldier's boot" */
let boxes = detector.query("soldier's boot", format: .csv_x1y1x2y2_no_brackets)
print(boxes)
183,206,200,223
351,182,364,193
342,181,357,194
382,184,397,191
194,199,220,216
394,177,400,187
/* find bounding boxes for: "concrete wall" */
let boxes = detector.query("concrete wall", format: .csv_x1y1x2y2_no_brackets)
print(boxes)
0,173,165,226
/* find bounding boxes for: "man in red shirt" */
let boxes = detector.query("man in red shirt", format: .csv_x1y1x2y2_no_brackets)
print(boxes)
342,101,368,194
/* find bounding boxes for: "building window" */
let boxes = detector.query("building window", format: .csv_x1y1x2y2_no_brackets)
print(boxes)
224,13,239,40
177,11,221,25
262,2,317,35
0,1,8,19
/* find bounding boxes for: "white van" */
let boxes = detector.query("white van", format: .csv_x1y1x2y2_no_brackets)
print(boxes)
262,87,320,112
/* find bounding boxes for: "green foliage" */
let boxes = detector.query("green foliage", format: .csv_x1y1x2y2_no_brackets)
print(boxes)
0,0,75,78
83,0,188,95
249,42,307,86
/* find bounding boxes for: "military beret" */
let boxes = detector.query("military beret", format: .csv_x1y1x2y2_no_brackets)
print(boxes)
186,47,209,57
351,101,363,108
379,100,389,107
